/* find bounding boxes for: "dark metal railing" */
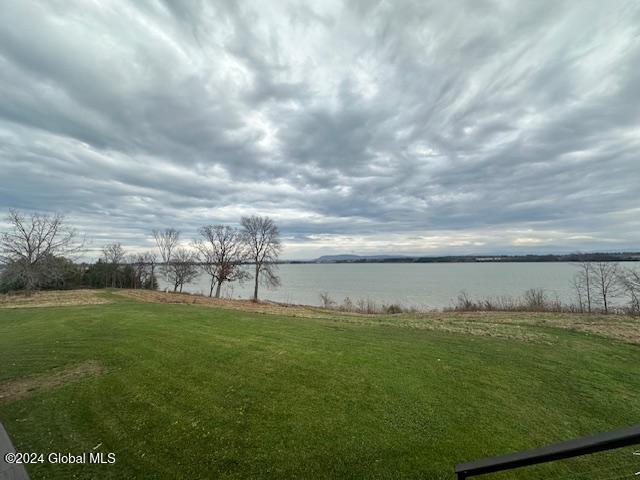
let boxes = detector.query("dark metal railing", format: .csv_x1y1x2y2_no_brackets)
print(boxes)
455,423,640,479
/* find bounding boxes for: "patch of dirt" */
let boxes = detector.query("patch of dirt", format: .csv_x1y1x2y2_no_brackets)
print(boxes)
0,290,111,309
0,361,104,404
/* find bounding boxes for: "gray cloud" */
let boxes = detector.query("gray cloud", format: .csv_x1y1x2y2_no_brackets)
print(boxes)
0,0,639,259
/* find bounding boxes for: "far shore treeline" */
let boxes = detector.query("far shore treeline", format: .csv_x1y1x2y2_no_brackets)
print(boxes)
0,209,639,315
302,252,640,264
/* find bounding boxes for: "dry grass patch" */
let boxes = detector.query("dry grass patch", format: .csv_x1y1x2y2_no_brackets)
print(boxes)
316,311,555,343
0,360,104,404
404,311,640,345
0,290,110,309
115,289,327,317
326,310,640,344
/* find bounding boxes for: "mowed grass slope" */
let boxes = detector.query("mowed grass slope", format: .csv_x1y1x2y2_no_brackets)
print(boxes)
1,292,639,479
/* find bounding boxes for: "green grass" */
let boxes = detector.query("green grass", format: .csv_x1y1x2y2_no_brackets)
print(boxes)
1,293,639,479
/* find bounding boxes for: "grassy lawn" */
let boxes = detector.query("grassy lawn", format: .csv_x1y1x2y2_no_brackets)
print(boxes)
1,291,639,479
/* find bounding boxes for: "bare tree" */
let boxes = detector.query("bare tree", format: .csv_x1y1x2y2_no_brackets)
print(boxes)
0,209,83,292
319,292,336,309
153,228,179,263
572,261,594,313
193,225,248,297
591,261,621,314
127,253,152,289
241,215,282,301
620,266,640,314
571,275,585,313
165,247,198,292
125,254,138,288
153,228,180,287
142,251,158,289
102,243,126,288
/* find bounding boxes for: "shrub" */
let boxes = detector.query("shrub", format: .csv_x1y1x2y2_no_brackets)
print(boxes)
319,292,336,309
384,304,404,314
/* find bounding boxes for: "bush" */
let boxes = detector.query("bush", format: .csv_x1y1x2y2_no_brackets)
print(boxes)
319,292,336,308
342,297,354,312
316,293,412,315
523,288,546,311
448,289,612,314
384,304,404,314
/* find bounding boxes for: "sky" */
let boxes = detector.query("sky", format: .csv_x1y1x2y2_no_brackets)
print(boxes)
0,0,639,260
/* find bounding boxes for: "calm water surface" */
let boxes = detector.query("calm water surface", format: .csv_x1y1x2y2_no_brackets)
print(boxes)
161,263,581,309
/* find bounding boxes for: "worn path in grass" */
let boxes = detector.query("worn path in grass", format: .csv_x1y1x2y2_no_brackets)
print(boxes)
0,290,639,479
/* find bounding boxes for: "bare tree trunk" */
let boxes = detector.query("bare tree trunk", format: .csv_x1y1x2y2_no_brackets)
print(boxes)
253,265,259,301
253,264,260,302
215,281,222,298
24,275,35,297
209,278,215,297
585,272,591,313
572,278,584,313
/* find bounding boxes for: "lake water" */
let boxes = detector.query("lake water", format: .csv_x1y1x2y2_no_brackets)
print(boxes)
159,262,584,309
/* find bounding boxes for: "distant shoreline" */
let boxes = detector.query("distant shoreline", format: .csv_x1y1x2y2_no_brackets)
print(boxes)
281,252,640,264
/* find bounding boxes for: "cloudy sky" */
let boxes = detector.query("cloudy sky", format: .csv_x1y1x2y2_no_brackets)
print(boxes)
1,0,639,259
